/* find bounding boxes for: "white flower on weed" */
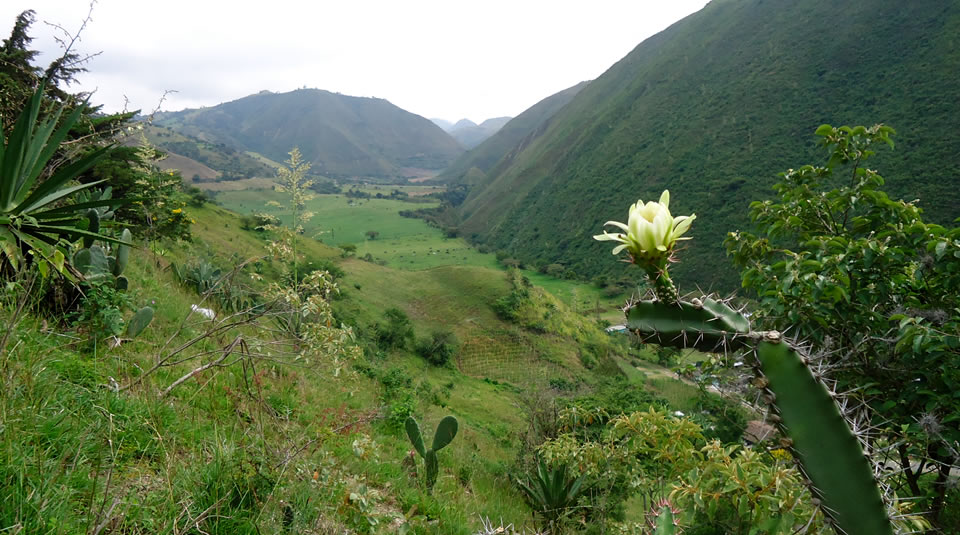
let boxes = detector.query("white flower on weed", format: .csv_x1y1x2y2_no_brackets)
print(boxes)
593,190,695,263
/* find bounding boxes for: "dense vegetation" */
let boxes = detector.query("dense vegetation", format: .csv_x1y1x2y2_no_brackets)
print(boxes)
153,89,464,180
449,0,960,290
2,3,959,534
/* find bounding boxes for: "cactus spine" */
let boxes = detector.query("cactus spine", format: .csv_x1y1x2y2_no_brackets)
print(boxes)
649,503,678,535
627,298,892,535
405,415,458,493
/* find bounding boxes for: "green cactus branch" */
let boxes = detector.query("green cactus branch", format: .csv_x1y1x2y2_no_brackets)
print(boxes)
626,297,893,535
404,415,458,494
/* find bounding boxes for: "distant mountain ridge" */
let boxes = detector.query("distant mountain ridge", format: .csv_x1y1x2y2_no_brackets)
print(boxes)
435,82,588,188
154,89,463,180
452,0,960,289
432,116,514,149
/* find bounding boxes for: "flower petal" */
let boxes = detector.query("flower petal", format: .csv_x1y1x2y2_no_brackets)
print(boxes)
652,210,672,247
637,218,658,252
604,221,630,233
593,231,626,243
637,201,661,223
659,190,670,209
672,214,696,239
611,243,629,255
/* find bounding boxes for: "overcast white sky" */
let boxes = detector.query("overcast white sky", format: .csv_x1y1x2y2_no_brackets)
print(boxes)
1,1,709,123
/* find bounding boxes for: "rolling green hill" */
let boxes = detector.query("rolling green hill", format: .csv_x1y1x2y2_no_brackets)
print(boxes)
454,0,960,290
154,89,464,180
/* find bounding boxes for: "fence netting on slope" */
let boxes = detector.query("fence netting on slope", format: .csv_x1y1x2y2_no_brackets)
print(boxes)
456,330,573,388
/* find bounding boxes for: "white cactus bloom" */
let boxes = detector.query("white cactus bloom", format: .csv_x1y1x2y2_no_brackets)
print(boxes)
593,190,696,260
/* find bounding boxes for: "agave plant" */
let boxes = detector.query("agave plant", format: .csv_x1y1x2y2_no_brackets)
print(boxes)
515,459,585,533
0,83,126,273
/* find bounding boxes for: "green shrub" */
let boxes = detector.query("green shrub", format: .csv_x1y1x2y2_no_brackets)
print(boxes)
415,330,458,366
373,307,414,350
694,391,748,444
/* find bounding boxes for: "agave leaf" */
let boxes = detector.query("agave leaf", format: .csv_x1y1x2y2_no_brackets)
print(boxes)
25,102,87,192
0,227,19,270
15,155,110,214
1,86,44,208
34,196,138,218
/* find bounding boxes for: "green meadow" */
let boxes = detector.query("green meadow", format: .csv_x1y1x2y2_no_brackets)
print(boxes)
215,188,628,321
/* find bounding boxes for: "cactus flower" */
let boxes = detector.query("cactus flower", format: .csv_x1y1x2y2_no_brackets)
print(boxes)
593,190,695,263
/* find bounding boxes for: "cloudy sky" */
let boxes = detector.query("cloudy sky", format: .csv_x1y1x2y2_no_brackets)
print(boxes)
1,1,708,123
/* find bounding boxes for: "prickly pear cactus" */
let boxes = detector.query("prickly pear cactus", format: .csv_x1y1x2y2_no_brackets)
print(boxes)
404,415,459,493
113,228,131,276
73,228,133,290
83,209,100,248
126,306,154,338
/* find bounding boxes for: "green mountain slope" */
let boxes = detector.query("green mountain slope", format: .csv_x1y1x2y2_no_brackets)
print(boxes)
457,0,960,289
435,82,588,187
154,89,464,180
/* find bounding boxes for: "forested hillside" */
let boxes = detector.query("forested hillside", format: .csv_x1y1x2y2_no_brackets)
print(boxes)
454,0,960,289
154,89,464,180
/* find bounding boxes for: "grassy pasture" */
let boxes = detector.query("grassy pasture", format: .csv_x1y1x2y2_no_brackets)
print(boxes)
349,183,444,196
217,189,499,270
215,188,631,319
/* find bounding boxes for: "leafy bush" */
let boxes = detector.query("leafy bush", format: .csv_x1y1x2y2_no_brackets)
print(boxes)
70,282,130,339
725,124,960,522
693,391,748,444
373,307,414,350
415,330,458,366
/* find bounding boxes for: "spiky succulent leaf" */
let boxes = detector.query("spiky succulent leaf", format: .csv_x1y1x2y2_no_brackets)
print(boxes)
626,297,893,535
405,417,426,458
755,339,892,535
626,297,751,352
431,415,458,451
517,460,584,524
1,84,129,272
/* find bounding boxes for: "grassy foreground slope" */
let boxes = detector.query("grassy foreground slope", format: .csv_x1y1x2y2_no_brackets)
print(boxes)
1,201,655,533
456,0,960,289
